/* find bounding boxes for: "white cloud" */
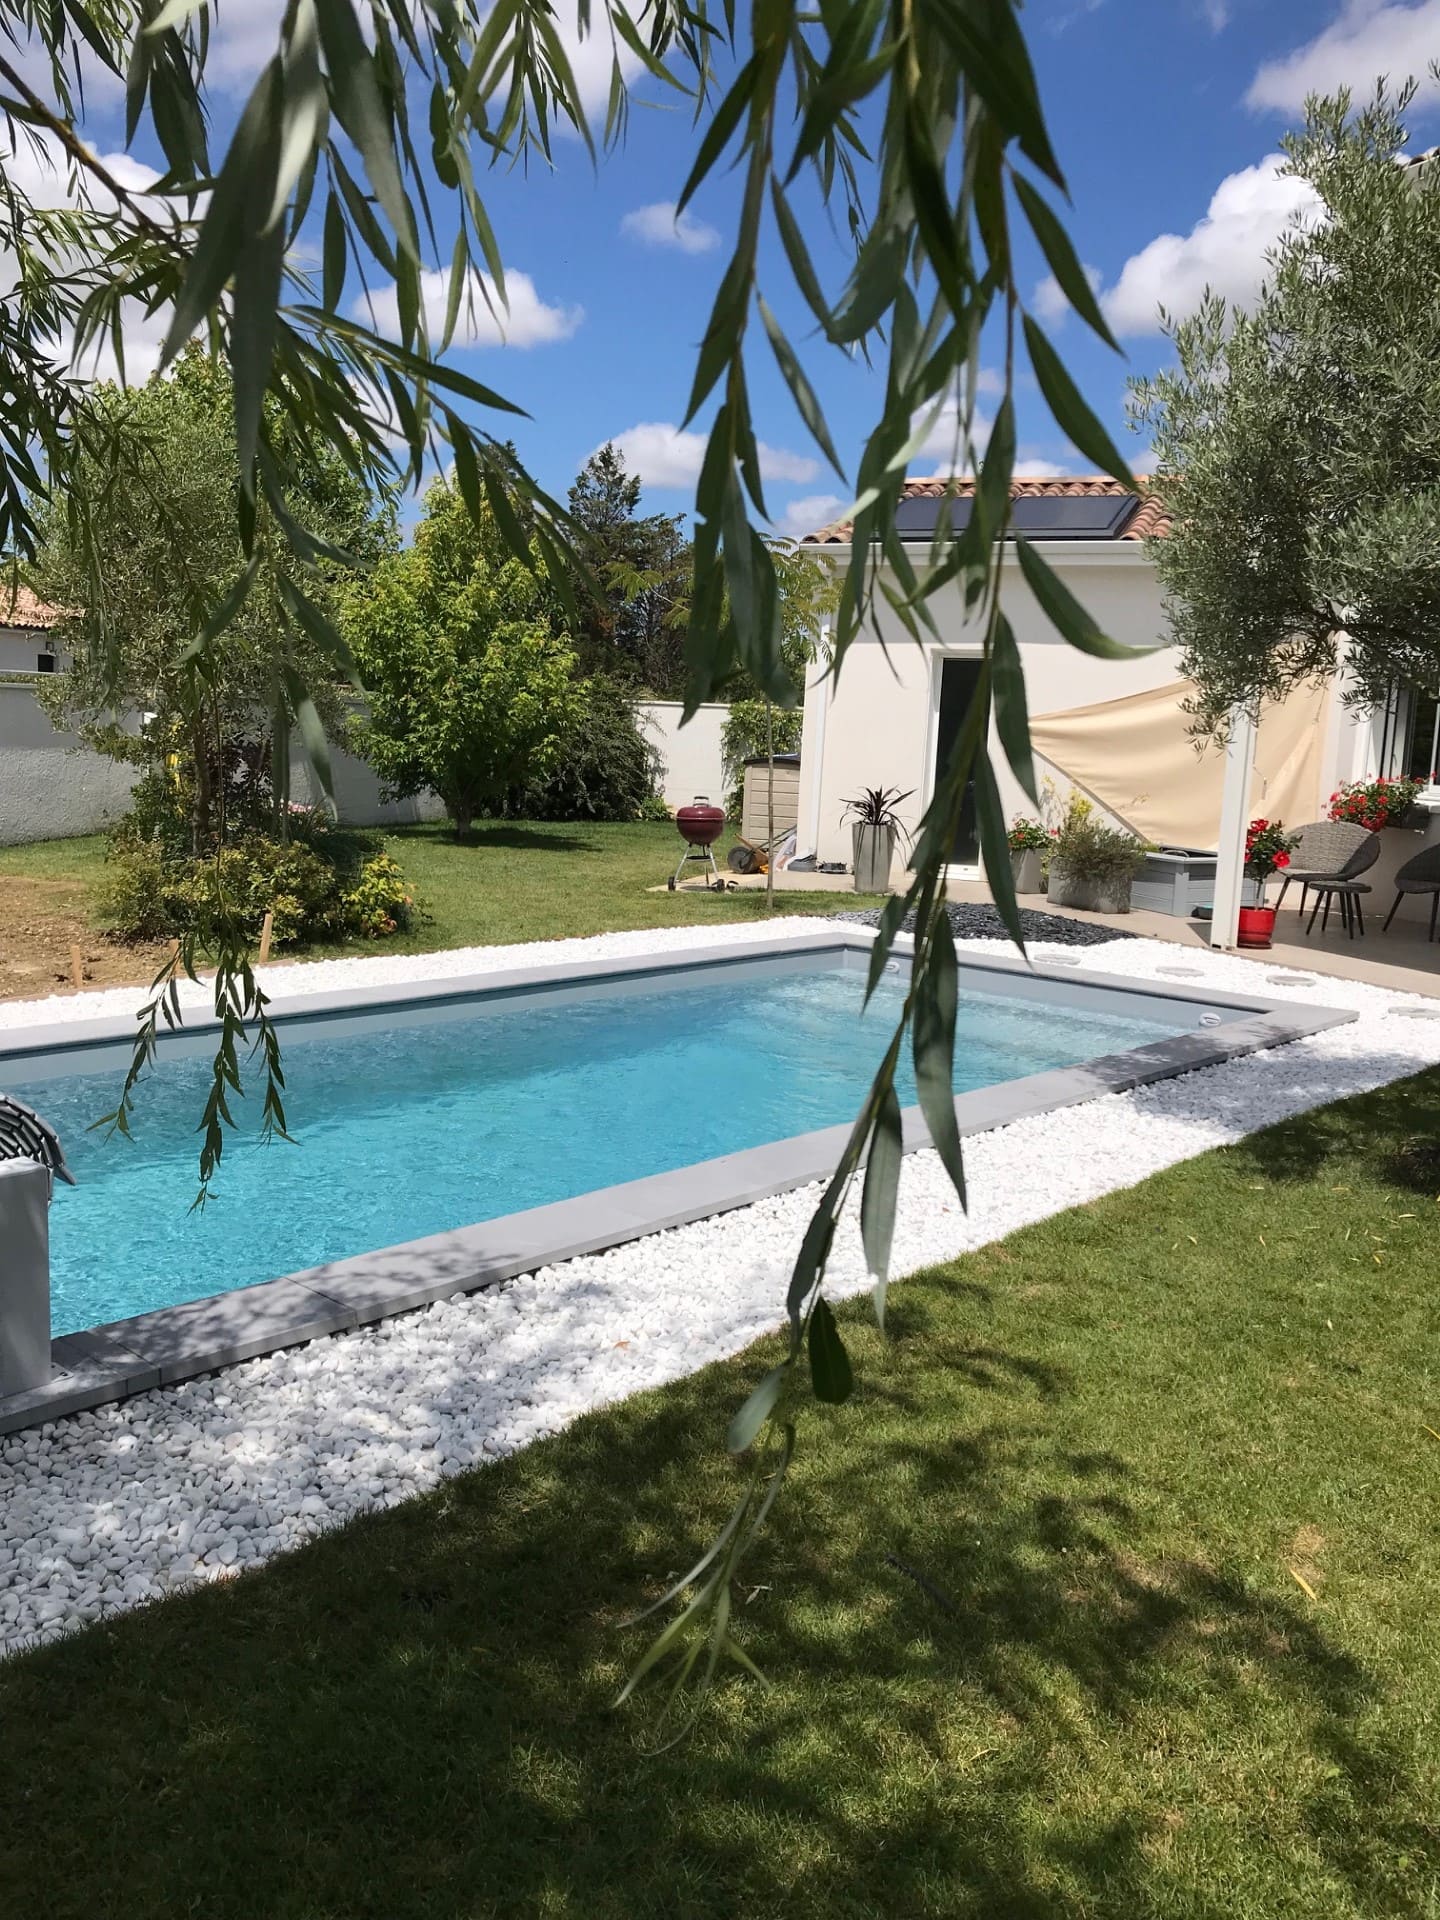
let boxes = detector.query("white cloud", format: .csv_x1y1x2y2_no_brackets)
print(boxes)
0,132,178,384
620,200,720,254
775,493,847,538
1013,458,1072,478
163,0,636,121
1100,155,1319,335
362,267,582,349
1247,0,1440,114
1033,264,1101,326
600,422,818,489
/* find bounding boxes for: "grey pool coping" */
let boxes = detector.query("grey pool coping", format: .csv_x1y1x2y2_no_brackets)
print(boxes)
0,927,1355,1436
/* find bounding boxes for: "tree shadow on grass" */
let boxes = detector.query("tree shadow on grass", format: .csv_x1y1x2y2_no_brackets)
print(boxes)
2,1289,1431,1920
1222,1065,1440,1193
390,822,603,855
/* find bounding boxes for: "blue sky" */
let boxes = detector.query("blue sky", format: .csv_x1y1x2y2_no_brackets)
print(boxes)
29,0,1440,537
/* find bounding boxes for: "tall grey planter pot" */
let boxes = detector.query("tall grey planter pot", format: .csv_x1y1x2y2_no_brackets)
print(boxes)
1010,848,1043,893
852,823,896,893
1048,864,1133,915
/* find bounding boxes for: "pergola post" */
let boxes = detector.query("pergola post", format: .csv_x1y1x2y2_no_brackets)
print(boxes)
1210,702,1258,951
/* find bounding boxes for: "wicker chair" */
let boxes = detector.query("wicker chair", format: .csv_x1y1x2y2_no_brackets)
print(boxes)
1274,822,1379,917
1296,827,1382,940
1382,841,1440,942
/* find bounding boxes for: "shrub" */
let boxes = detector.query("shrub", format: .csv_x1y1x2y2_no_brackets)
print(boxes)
501,674,661,821
96,831,414,947
1050,805,1146,884
1328,775,1420,831
343,853,416,938
94,837,174,941
177,838,343,945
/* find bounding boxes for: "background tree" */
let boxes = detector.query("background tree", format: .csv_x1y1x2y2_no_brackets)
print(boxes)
35,346,395,853
1132,85,1440,734
345,478,580,836
566,444,691,692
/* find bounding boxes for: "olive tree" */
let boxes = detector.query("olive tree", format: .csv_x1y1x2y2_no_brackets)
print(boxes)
1131,85,1440,734
34,345,395,851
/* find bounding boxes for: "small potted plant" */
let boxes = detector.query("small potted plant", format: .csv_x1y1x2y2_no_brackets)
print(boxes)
843,786,912,893
1239,818,1295,948
1047,801,1146,913
1007,815,1049,893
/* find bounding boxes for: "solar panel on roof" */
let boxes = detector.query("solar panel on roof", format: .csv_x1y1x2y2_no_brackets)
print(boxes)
892,490,1139,542
1008,494,1139,538
893,494,972,539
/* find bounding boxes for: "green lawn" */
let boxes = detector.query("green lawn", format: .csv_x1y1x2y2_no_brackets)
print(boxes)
0,820,878,977
4,1072,1439,1918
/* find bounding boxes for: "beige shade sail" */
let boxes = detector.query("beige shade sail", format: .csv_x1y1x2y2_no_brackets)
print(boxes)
1029,677,1330,849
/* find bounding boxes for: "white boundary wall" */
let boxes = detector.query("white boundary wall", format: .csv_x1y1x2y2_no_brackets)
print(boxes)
0,681,444,845
638,700,728,811
0,683,139,845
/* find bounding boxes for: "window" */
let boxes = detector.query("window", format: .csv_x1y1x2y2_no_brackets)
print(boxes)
35,651,56,674
1377,682,1439,783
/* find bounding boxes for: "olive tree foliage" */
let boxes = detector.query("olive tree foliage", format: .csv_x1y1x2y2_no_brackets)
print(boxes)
1131,85,1440,735
343,478,580,835
34,345,395,852
0,0,1137,1704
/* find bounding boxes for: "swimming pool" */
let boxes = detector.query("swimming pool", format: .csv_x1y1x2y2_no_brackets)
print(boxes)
7,935,1281,1337
0,928,1355,1434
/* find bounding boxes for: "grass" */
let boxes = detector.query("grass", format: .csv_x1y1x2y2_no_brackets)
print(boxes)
4,1071,1440,1918
0,821,879,997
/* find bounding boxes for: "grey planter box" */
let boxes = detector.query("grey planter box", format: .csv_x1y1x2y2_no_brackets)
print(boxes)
1048,863,1134,915
1010,848,1043,893
1130,848,1219,918
852,823,896,892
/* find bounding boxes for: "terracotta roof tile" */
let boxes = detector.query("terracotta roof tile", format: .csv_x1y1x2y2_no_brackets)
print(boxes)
0,585,62,630
802,474,1170,545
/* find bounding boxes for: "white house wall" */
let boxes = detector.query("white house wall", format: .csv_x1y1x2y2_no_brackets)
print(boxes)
796,547,1184,867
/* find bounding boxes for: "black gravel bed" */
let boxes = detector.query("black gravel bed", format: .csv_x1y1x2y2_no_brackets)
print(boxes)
832,901,1141,947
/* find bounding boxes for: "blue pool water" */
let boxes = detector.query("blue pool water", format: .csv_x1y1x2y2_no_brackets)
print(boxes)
16,962,1190,1335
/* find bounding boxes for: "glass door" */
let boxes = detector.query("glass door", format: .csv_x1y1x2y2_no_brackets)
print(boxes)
933,657,983,866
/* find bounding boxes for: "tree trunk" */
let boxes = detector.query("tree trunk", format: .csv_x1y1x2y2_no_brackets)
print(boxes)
765,698,775,915
445,791,474,838
191,715,212,856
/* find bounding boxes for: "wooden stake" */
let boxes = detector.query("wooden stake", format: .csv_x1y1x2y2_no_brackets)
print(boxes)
258,909,274,966
70,944,84,990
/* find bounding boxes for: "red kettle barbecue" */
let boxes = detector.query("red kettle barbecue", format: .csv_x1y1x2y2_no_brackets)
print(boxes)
668,795,728,891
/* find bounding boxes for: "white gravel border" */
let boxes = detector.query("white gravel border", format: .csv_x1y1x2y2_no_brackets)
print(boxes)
3,920,1439,1657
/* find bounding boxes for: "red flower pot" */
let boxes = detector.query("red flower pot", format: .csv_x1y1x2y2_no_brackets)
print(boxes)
1237,906,1276,949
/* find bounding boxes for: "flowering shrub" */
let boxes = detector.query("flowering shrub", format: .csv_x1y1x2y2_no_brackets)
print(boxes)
343,853,416,938
1006,815,1051,852
1243,818,1296,880
1328,776,1420,831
